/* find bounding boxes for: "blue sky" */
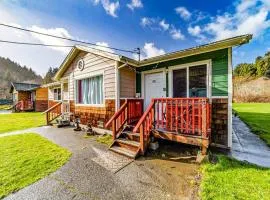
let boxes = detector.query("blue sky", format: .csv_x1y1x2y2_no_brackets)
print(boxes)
0,0,270,75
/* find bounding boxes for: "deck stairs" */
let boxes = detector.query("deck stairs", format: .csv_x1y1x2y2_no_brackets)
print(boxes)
106,98,212,159
109,123,141,159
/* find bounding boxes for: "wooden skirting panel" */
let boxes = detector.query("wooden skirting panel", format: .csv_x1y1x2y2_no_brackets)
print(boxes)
153,130,209,149
35,100,48,112
74,99,115,129
211,98,228,146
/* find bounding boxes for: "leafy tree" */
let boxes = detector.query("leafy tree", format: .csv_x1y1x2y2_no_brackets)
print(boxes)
234,51,270,78
265,69,270,78
234,63,256,77
43,67,58,84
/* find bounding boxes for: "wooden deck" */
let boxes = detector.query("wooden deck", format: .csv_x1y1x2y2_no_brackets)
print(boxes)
14,100,34,112
152,128,209,154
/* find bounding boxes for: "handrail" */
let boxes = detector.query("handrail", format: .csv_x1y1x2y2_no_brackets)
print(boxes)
105,98,144,140
44,102,62,125
105,101,127,128
42,102,62,114
133,101,155,133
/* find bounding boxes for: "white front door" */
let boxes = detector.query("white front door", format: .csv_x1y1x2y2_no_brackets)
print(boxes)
144,72,166,109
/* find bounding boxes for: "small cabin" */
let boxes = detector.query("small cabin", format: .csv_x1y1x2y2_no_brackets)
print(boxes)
10,82,48,112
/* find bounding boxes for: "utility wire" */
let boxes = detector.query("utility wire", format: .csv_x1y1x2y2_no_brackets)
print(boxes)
0,23,139,54
0,39,131,57
0,40,73,47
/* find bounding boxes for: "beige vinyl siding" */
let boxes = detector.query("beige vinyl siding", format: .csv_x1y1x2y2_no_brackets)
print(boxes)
48,88,54,100
62,52,116,100
120,67,136,98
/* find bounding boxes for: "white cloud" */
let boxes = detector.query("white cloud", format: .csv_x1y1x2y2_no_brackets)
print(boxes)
142,42,165,58
127,0,143,10
159,19,169,31
93,0,120,18
204,0,270,41
175,7,191,20
29,26,72,54
188,25,201,36
141,17,184,41
187,25,206,43
170,27,185,40
140,17,155,27
95,41,114,53
133,42,165,60
236,0,257,13
0,3,72,76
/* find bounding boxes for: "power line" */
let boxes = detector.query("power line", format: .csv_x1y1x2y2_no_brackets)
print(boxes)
0,23,139,54
0,39,133,57
0,39,73,47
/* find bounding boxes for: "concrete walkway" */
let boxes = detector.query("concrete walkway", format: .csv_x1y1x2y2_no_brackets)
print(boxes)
3,126,199,200
0,126,52,138
231,116,270,168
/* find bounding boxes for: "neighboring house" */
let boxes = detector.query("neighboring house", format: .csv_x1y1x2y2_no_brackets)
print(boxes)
10,82,48,112
45,34,252,158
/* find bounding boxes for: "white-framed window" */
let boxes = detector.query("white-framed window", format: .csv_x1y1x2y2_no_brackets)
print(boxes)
76,75,104,105
169,60,211,98
53,88,61,100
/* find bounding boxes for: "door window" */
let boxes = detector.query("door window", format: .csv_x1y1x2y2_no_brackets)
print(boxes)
173,68,187,97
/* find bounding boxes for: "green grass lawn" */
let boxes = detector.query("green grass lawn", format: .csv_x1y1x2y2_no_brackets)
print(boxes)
201,155,270,200
96,134,113,146
0,105,12,110
233,103,270,146
0,112,46,134
0,133,71,199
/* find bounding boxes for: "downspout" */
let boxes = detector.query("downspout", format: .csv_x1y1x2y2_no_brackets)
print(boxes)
115,61,120,111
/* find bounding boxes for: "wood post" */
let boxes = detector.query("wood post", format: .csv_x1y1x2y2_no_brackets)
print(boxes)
140,124,144,154
112,119,116,140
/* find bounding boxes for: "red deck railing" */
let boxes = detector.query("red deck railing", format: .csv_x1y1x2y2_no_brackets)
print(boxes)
154,98,211,138
132,100,155,154
105,99,143,140
133,98,211,154
15,100,34,111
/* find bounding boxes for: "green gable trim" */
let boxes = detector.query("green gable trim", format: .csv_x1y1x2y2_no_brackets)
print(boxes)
136,48,229,96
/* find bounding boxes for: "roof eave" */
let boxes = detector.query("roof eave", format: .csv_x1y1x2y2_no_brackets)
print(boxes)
54,45,124,81
138,34,252,67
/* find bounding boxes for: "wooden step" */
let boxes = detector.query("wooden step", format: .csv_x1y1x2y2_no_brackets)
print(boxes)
110,146,137,159
116,138,140,147
122,131,140,141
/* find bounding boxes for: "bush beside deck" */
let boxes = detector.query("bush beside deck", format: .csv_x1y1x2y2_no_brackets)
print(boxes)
0,112,46,134
0,133,71,198
233,103,270,146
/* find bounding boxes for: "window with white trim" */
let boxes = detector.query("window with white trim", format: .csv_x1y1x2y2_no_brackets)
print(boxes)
76,75,104,105
53,88,61,100
173,64,207,97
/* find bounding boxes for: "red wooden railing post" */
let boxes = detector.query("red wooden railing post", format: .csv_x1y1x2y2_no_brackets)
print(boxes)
112,119,116,140
140,124,144,154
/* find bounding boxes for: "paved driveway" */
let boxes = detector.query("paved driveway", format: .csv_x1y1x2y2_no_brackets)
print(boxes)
4,126,199,200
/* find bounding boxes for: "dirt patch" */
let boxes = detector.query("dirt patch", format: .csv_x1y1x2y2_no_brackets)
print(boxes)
136,140,201,199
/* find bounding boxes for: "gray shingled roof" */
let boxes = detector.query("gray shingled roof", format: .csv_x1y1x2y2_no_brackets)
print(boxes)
10,82,41,93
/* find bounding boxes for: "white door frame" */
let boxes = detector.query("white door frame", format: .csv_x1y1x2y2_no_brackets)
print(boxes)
168,59,212,98
141,68,166,109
